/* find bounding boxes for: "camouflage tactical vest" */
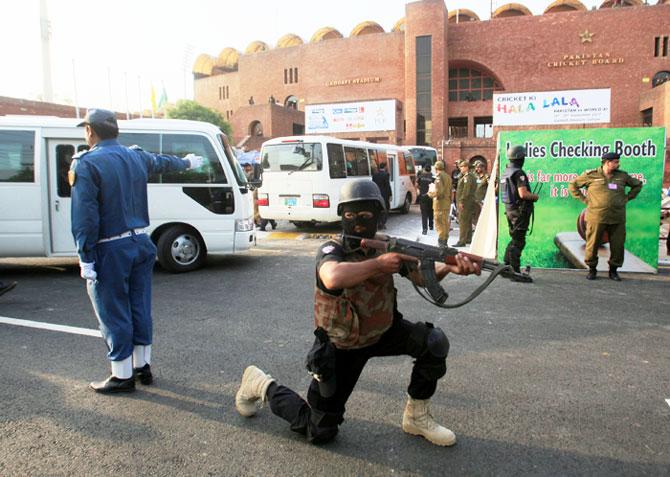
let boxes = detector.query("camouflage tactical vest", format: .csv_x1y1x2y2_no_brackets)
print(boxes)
314,249,396,349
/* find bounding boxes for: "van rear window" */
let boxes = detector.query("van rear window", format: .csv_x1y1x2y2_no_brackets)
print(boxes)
0,130,35,182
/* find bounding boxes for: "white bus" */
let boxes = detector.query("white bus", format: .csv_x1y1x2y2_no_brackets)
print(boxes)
257,136,416,226
0,116,256,272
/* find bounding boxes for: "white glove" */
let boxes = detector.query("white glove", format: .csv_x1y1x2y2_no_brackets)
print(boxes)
79,261,97,281
185,153,204,170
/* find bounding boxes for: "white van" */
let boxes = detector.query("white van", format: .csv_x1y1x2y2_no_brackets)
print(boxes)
257,136,416,226
0,115,256,272
407,145,438,171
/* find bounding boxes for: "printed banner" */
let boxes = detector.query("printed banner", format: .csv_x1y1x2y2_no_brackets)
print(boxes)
496,127,666,272
306,100,396,134
493,89,610,126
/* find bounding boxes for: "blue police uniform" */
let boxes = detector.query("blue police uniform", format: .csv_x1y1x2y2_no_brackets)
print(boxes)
71,139,189,364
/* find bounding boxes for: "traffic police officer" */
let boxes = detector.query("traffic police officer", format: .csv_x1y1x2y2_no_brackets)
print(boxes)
234,180,480,447
568,151,643,281
501,145,538,277
453,160,477,247
428,161,452,248
71,108,203,393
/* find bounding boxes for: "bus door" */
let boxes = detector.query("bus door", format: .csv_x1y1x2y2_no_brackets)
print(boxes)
48,140,88,254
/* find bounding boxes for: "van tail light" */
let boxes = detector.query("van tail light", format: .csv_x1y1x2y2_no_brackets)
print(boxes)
312,194,330,208
257,193,269,207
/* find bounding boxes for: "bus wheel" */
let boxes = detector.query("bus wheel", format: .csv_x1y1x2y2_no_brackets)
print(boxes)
401,193,411,214
157,226,206,273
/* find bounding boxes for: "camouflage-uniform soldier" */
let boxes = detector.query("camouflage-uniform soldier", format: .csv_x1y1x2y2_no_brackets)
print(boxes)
568,151,642,281
234,180,480,447
453,160,477,247
428,161,452,248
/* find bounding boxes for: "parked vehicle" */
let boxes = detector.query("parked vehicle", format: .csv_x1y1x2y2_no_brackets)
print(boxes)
407,145,438,171
0,115,255,272
257,136,416,226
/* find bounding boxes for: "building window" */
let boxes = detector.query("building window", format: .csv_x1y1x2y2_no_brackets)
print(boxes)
416,35,432,146
219,86,230,100
654,36,669,57
652,71,670,87
641,108,653,127
448,117,468,139
284,67,299,84
448,67,502,101
474,116,493,138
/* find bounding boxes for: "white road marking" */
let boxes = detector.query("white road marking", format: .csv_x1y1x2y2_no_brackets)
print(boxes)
666,399,670,408
0,316,101,338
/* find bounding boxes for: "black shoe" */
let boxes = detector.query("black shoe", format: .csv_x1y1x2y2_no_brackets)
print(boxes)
422,230,427,235
609,269,621,281
586,268,597,280
133,364,153,385
429,226,434,230
0,281,17,297
270,221,277,230
452,242,466,247
89,375,136,394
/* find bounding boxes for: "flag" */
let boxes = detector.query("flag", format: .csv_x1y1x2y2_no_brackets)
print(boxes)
470,138,500,259
158,85,167,111
150,85,157,116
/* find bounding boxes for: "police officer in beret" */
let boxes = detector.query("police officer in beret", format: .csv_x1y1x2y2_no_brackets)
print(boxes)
501,146,539,278
235,180,480,447
568,151,643,281
428,160,452,247
71,109,203,393
453,160,477,247
473,160,489,224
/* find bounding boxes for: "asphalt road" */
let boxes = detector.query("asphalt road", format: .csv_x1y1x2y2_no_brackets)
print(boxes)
1,207,669,476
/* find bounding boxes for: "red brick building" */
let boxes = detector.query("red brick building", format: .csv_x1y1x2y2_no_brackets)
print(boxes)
193,0,670,178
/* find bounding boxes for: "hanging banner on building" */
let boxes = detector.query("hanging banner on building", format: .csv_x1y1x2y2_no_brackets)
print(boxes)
496,127,666,272
493,89,610,126
305,99,396,134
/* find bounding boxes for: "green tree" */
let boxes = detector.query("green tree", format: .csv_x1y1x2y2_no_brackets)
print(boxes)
166,100,232,136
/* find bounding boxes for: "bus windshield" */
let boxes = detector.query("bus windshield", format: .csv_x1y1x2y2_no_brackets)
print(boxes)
261,143,323,172
218,133,247,186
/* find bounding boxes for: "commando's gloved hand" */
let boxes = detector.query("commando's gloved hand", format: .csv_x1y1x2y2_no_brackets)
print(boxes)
79,261,97,281
184,153,204,170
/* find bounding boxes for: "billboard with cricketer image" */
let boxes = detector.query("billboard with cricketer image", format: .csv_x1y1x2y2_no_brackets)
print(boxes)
497,127,666,271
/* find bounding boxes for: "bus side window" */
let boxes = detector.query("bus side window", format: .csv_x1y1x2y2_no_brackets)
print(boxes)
327,143,346,178
0,130,35,183
118,132,162,183
344,146,370,177
398,152,408,176
56,144,75,197
161,134,227,184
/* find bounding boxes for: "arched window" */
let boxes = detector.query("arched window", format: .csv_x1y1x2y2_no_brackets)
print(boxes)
652,71,670,88
449,67,502,101
284,95,298,110
249,120,263,137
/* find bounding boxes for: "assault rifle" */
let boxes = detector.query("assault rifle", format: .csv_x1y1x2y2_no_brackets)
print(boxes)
357,235,532,309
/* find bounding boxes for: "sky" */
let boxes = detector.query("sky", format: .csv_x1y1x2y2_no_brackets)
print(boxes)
0,0,609,115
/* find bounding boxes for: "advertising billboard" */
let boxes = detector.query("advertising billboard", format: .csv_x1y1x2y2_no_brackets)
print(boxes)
497,127,666,272
305,99,396,134
493,89,610,126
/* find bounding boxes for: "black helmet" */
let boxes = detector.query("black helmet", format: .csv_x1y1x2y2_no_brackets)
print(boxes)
337,180,385,215
508,145,526,161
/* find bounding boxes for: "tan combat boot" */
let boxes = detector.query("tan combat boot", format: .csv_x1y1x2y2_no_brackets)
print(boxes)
402,396,456,446
235,365,275,417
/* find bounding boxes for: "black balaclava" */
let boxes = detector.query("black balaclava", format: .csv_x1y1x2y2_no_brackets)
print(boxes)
341,200,380,251
510,158,525,169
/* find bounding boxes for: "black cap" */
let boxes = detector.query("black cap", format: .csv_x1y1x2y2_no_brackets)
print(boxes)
77,108,118,129
601,151,621,162
305,328,337,398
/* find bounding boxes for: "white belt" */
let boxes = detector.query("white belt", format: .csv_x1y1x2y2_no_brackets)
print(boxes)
98,228,146,244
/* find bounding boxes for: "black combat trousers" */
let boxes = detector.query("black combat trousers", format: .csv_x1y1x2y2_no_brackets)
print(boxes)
266,316,448,445
504,205,532,272
419,195,434,232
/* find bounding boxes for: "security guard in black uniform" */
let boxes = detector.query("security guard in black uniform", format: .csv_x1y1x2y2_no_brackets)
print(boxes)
501,145,538,280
